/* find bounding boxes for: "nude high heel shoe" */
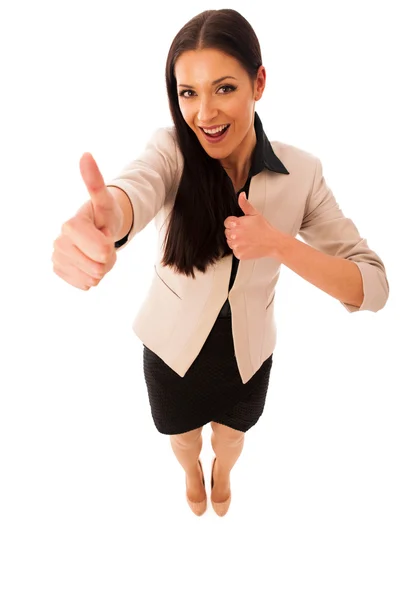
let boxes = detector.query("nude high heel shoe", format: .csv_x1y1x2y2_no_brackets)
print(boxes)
186,459,207,516
211,457,231,517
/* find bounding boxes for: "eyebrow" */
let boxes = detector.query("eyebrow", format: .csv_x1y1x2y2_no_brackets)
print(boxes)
178,76,238,88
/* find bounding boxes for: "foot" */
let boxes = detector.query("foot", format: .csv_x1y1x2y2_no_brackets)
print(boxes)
211,458,231,503
186,461,206,503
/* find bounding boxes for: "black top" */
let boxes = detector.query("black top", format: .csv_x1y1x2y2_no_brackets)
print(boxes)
115,112,289,317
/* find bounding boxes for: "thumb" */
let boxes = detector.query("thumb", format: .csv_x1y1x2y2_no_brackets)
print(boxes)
79,152,114,230
238,191,258,215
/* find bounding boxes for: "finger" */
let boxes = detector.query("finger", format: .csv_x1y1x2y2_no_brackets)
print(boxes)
53,265,90,292
53,263,97,291
79,152,112,230
53,235,108,278
227,220,237,229
225,229,236,240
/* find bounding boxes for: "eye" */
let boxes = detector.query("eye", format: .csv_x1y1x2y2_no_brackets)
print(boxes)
179,85,237,99
179,90,195,99
218,85,236,94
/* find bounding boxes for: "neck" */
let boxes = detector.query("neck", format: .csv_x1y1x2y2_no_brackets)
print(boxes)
220,123,256,184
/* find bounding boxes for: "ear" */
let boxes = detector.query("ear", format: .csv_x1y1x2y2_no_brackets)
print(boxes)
254,66,267,100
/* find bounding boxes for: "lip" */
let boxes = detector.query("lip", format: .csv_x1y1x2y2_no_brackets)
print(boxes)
200,124,231,144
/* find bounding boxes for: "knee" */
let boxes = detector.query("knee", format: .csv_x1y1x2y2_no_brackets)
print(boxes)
170,426,203,448
210,422,245,446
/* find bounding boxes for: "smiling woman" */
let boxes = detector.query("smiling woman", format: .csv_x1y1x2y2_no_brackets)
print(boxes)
133,9,283,516
77,7,389,518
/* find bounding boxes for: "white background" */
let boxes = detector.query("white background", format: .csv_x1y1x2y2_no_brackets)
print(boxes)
1,0,399,598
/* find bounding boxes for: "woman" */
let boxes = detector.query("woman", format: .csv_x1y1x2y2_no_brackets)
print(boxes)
52,9,389,517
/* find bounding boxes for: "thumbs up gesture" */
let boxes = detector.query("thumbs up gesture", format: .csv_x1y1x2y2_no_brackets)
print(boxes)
224,191,284,260
52,152,124,291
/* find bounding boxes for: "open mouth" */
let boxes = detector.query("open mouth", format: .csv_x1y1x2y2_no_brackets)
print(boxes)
200,124,230,143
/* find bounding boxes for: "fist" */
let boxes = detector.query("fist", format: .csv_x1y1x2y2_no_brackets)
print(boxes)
52,152,123,291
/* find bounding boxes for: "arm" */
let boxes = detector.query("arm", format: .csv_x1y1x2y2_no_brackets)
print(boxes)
277,157,389,313
105,127,178,251
275,232,365,308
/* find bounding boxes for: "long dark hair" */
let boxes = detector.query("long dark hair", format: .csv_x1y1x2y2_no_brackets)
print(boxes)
161,9,263,278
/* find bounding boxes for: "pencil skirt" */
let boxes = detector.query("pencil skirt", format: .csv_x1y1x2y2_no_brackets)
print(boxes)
142,315,273,435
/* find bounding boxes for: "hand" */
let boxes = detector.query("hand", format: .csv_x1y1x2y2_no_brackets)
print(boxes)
224,192,284,260
52,152,123,291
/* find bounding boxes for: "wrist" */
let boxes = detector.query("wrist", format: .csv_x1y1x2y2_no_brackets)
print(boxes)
270,229,293,261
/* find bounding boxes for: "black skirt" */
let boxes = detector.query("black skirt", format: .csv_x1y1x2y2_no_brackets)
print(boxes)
142,314,273,435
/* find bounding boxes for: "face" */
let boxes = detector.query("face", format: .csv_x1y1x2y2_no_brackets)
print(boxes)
175,48,266,164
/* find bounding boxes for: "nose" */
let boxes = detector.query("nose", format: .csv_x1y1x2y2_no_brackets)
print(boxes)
197,96,218,125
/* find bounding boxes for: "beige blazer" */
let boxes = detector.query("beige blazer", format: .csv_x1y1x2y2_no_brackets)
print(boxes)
106,126,389,384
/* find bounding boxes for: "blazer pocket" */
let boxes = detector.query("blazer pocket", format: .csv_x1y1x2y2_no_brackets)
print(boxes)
154,265,182,300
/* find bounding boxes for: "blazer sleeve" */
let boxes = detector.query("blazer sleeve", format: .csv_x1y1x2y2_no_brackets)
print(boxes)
105,127,178,250
298,157,389,313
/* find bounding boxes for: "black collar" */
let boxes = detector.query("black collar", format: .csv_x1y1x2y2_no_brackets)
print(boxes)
250,112,290,176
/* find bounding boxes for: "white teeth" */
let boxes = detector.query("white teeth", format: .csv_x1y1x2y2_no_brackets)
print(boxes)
203,124,228,134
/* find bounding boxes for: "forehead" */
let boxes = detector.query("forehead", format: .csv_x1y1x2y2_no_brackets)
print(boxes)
175,49,243,83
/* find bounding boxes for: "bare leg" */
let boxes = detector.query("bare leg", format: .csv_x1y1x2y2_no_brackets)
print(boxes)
170,426,205,502
210,422,245,502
